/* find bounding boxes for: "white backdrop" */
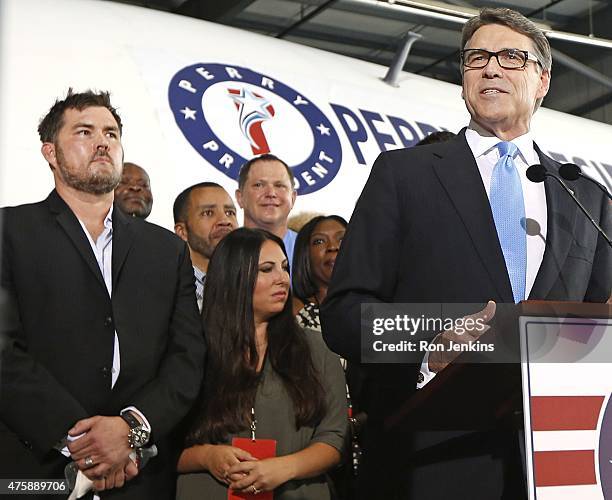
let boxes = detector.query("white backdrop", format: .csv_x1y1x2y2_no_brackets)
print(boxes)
1,0,611,230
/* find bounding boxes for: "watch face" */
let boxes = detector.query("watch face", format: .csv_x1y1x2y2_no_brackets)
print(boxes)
130,427,150,447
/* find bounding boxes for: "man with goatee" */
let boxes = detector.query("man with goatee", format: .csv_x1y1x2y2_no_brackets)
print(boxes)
0,89,205,499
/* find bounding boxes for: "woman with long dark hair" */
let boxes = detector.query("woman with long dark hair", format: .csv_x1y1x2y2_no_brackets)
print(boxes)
177,228,347,499
292,215,347,329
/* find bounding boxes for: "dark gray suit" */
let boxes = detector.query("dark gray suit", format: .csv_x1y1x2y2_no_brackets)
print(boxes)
0,190,206,498
321,131,611,499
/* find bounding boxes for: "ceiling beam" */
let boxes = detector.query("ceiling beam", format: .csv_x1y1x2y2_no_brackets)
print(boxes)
552,48,612,90
230,17,455,60
569,91,612,116
276,0,339,38
173,0,256,21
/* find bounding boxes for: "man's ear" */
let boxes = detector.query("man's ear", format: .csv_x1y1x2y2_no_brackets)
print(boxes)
41,142,57,169
235,189,244,209
174,222,188,242
537,69,551,100
290,189,297,207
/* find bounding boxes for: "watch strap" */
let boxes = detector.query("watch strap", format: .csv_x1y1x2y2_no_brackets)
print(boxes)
120,411,141,430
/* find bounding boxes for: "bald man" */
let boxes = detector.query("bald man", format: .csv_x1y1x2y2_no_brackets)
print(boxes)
114,162,153,219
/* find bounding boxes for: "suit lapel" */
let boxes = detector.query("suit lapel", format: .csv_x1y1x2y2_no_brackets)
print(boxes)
529,146,577,299
112,207,135,288
431,132,514,302
48,190,106,290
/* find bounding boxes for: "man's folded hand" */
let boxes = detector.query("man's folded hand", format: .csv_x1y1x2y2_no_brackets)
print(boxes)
68,415,132,479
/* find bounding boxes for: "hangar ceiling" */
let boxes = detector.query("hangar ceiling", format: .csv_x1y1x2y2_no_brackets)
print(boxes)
110,0,612,126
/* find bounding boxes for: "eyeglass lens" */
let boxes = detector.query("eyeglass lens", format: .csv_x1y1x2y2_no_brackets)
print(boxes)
463,49,527,69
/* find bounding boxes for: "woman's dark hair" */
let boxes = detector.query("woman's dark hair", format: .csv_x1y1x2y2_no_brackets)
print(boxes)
292,215,348,304
188,228,326,444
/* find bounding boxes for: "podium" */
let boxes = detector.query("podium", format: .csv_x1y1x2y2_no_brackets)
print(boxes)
383,301,612,500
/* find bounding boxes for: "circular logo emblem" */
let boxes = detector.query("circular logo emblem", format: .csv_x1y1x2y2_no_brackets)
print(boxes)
168,63,342,195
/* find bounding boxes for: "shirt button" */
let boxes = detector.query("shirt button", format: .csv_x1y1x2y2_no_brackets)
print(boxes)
101,366,110,378
104,316,113,327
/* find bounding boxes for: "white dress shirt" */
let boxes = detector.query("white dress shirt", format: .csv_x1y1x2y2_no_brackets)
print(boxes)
65,206,152,499
465,126,547,293
76,206,150,429
418,126,548,388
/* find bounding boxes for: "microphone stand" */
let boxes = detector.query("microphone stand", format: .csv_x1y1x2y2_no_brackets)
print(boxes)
527,165,611,249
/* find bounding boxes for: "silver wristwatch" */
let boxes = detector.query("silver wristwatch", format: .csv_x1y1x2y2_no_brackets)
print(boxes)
120,411,150,448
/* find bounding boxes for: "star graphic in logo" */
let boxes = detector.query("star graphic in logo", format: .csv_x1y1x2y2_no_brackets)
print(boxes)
229,87,275,150
316,123,331,136
180,107,197,120
230,88,273,126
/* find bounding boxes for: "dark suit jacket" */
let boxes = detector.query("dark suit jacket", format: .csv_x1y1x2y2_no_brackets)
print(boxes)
320,131,611,498
0,190,206,499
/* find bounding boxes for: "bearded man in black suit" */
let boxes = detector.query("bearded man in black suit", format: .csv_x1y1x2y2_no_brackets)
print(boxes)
0,89,205,499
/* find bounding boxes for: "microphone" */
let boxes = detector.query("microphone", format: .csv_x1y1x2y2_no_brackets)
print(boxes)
558,163,612,201
558,163,580,180
526,164,611,248
525,164,547,183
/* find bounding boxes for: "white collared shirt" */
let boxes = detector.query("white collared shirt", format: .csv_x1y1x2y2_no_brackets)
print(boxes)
76,205,151,429
77,206,118,385
465,127,548,297
59,205,153,498
418,127,548,389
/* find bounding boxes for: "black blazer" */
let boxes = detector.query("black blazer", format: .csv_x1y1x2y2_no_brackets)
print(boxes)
321,131,611,416
0,190,206,498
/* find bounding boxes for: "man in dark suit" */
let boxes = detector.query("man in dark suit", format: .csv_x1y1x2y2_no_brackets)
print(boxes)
173,182,238,311
0,90,206,498
321,7,611,500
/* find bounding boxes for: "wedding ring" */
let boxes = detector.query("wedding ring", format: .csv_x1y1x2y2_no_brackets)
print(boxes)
251,485,260,495
84,456,94,467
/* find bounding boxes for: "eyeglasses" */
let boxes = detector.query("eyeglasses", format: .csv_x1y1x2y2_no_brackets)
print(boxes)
461,48,541,69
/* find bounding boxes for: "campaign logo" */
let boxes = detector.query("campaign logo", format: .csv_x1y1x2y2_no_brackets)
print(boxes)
168,63,342,195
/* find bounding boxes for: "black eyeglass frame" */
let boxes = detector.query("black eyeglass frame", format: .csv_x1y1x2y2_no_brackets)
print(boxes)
461,48,542,70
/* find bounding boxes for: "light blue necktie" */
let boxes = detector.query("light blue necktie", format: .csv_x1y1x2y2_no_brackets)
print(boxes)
490,142,526,303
